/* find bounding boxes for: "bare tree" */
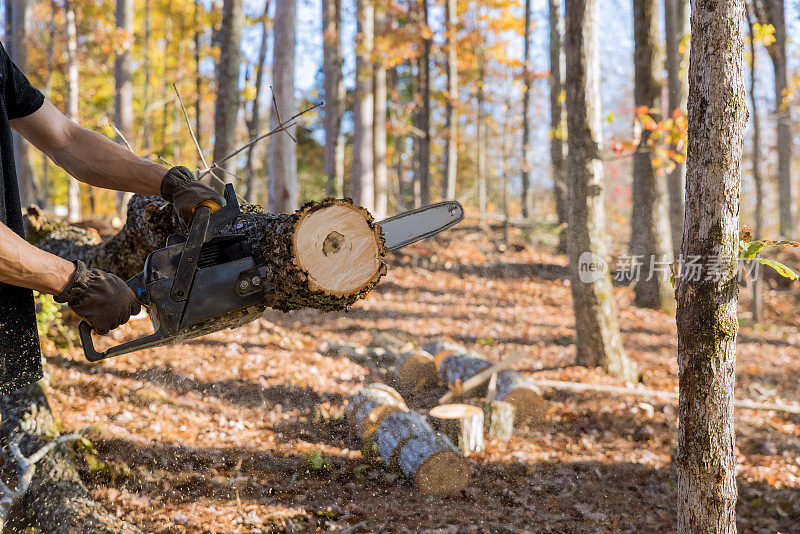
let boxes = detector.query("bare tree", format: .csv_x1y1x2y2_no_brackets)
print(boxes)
244,2,270,202
753,0,793,237
5,0,39,208
746,1,764,322
65,0,81,222
373,31,388,219
630,0,675,312
564,0,635,382
477,50,487,216
664,0,688,256
417,0,432,206
676,1,746,531
213,0,244,176
192,0,202,153
351,0,375,211
269,0,298,212
443,0,458,200
521,0,533,218
114,0,134,216
322,0,345,197
548,0,567,235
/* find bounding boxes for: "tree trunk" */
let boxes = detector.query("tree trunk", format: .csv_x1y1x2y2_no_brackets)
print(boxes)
675,0,745,531
212,0,244,176
443,0,458,200
664,0,689,257
351,0,374,212
322,0,345,198
65,0,81,223
1,384,143,533
417,0,431,206
521,0,533,219
244,2,270,203
477,53,487,216
142,0,152,151
631,0,675,313
40,4,56,209
373,30,388,220
548,0,567,236
114,0,134,217
760,0,793,237
389,67,408,211
564,0,636,382
269,0,298,213
746,3,764,322
192,0,201,155
6,0,39,208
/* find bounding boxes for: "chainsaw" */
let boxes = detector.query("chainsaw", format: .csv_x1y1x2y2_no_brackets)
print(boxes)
79,184,464,362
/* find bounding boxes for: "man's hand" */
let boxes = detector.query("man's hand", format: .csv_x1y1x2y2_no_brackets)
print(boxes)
54,261,141,335
161,166,227,225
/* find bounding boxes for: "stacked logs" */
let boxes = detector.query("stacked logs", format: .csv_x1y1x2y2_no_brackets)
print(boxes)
347,384,469,495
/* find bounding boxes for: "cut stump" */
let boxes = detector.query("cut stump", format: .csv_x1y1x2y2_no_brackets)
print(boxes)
397,431,470,495
495,371,548,423
429,404,485,455
395,351,438,390
467,399,515,441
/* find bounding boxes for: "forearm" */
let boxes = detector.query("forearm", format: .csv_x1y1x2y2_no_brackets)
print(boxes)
0,222,75,295
46,125,167,195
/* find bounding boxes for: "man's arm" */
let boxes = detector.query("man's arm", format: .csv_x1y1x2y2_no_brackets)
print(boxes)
10,100,167,195
0,221,75,294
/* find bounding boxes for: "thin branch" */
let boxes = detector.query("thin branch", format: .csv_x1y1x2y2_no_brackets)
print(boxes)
109,121,135,153
173,83,209,170
270,87,297,142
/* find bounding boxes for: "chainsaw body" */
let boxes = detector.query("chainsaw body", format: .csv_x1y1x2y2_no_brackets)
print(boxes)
79,184,272,361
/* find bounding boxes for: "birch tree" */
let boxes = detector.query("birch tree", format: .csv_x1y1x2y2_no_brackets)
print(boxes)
213,0,244,176
676,0,746,531
521,0,533,218
322,0,345,197
664,0,689,256
269,0,298,212
351,0,374,211
630,0,675,312
373,46,388,219
564,0,635,382
65,0,81,222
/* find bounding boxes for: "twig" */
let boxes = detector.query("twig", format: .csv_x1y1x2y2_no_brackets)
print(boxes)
109,121,135,153
173,83,209,170
157,153,173,167
270,87,296,142
528,378,800,415
0,434,83,525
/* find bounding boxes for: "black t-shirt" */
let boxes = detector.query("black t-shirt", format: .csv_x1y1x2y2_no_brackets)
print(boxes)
0,41,46,395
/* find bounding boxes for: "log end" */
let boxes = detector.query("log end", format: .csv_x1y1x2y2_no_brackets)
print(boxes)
415,449,470,495
397,351,438,390
503,388,548,423
293,199,387,297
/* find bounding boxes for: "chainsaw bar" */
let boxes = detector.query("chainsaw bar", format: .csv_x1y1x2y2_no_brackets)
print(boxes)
378,201,465,251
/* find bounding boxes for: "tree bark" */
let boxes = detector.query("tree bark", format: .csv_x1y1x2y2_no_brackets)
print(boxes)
477,52,487,216
65,0,81,223
5,0,39,208
192,0,201,155
417,0,432,206
548,0,567,236
244,2,270,203
746,3,764,323
564,0,635,382
269,0,298,213
322,0,345,198
114,0,134,217
631,0,675,312
521,0,533,219
373,25,388,220
443,0,458,200
676,0,745,531
664,0,689,257
351,0,374,212
757,0,793,237
212,0,244,176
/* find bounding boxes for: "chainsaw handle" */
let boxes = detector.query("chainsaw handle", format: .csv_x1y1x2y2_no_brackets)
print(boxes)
78,320,105,362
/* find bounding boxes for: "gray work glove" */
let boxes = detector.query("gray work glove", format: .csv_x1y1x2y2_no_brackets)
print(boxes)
161,166,226,225
55,261,141,335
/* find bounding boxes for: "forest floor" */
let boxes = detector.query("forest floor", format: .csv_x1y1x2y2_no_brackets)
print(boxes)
42,222,800,533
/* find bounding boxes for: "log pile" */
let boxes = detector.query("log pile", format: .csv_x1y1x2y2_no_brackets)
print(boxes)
347,384,469,495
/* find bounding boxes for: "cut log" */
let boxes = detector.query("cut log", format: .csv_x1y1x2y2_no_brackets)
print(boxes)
422,340,466,370
495,370,548,422
429,404,485,455
397,431,469,495
347,383,408,440
375,410,432,469
26,195,388,313
395,350,437,390
467,399,515,441
438,353,490,389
